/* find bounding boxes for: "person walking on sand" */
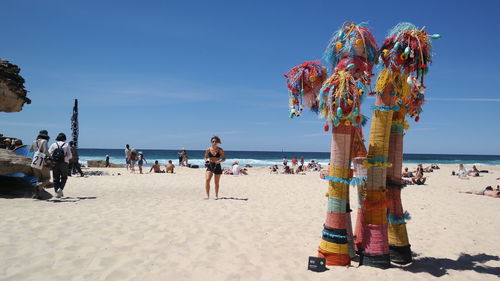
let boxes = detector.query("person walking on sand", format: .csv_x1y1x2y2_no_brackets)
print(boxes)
68,141,84,177
105,154,110,167
178,148,186,166
29,130,52,199
137,151,147,174
204,136,226,200
129,148,138,173
291,157,298,168
300,156,305,166
125,144,131,170
49,133,72,198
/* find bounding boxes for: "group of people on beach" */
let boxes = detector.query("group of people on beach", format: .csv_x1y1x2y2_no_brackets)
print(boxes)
29,130,78,199
274,157,322,175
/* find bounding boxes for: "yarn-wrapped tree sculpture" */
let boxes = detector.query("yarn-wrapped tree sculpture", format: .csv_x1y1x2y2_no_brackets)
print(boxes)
316,22,378,266
378,22,440,265
284,61,327,118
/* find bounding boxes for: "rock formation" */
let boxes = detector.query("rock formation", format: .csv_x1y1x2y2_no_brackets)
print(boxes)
0,59,30,112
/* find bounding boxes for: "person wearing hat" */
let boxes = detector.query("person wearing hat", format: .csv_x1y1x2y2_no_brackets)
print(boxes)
3,138,13,150
29,130,52,199
48,133,72,198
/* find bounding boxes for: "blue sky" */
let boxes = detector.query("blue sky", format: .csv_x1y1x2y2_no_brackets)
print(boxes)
1,0,499,154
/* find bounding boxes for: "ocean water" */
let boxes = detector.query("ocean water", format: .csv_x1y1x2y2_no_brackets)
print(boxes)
78,149,500,167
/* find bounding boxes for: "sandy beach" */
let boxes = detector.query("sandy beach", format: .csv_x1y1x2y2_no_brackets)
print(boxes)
1,164,499,281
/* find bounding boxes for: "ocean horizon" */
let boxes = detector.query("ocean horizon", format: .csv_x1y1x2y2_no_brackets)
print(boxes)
78,148,500,167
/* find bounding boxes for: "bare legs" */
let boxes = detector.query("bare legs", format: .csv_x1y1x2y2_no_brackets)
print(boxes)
205,171,213,199
205,172,221,200
214,174,221,199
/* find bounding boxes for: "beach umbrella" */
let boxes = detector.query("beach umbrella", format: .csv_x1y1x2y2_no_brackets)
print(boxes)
71,99,79,148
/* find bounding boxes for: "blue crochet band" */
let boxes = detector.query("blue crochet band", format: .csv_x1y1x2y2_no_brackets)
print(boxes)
371,105,400,112
322,230,347,239
388,211,411,225
324,175,350,185
367,156,389,164
350,176,367,187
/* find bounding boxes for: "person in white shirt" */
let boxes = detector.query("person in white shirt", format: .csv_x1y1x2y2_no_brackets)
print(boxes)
48,133,72,198
232,162,241,175
29,129,52,199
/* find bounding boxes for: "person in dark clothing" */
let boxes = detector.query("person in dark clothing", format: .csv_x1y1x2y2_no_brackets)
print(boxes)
68,141,84,177
105,154,110,167
48,133,72,198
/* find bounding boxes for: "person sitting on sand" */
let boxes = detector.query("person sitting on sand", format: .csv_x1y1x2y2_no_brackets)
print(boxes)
270,165,279,174
412,165,427,185
149,160,165,173
455,164,468,179
468,165,480,177
431,164,440,169
423,166,433,173
402,167,414,178
295,165,306,175
231,161,248,175
283,165,294,174
166,160,175,173
460,185,500,198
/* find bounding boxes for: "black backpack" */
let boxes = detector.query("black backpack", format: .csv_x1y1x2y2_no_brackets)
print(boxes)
52,143,66,163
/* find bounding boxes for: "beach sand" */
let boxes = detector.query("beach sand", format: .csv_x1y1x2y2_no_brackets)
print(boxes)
1,164,499,281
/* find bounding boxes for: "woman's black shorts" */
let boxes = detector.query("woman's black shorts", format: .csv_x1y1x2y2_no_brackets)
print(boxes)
206,162,222,175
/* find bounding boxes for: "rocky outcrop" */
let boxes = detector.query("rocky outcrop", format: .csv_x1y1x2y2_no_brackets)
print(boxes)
0,59,30,112
87,160,124,168
0,148,32,175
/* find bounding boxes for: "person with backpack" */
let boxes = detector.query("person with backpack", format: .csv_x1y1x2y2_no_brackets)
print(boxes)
29,129,52,199
48,133,72,198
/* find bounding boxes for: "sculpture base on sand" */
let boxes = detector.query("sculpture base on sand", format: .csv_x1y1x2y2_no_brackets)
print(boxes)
389,245,413,265
359,253,391,269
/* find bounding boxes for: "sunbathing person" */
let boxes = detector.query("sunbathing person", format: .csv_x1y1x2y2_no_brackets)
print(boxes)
283,165,294,174
149,160,165,173
455,164,469,179
467,165,480,177
270,165,279,174
166,160,175,173
431,164,440,169
460,186,500,198
412,166,427,185
402,167,414,178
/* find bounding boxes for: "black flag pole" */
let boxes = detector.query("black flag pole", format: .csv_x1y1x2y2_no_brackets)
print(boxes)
71,99,79,148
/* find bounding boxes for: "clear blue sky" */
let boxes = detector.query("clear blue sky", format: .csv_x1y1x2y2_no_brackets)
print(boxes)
1,0,499,154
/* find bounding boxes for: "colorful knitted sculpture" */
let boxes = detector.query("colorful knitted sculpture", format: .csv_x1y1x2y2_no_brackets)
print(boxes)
284,61,327,118
317,22,377,266
379,22,439,265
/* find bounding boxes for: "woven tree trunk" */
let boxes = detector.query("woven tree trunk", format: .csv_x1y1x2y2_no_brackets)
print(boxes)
318,125,355,266
361,89,394,269
353,157,367,253
386,109,412,264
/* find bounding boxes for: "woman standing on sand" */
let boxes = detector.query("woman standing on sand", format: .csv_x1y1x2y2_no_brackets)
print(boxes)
204,136,226,200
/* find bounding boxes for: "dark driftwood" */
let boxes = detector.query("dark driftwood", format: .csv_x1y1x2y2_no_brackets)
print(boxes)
0,59,30,112
0,148,32,175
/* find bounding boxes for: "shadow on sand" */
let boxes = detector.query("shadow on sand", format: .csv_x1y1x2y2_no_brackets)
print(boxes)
217,197,249,201
47,196,97,203
395,253,500,277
